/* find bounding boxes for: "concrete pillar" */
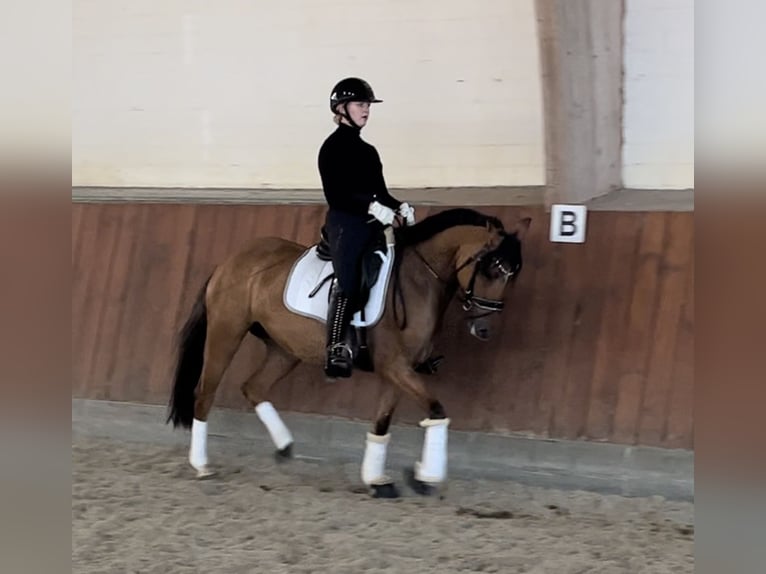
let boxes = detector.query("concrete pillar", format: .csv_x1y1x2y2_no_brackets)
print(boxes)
535,0,624,207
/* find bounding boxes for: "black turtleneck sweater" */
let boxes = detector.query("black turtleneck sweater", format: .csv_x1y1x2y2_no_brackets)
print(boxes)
318,123,402,217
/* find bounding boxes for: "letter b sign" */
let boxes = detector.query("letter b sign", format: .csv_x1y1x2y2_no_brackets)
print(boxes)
549,204,587,243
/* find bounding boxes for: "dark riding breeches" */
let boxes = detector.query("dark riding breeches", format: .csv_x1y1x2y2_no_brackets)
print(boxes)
324,210,378,309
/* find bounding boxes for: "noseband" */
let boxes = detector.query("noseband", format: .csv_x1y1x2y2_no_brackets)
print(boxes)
412,246,514,315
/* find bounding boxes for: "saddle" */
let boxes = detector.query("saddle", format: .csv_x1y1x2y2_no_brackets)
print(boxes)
283,227,395,373
315,225,386,308
284,226,444,375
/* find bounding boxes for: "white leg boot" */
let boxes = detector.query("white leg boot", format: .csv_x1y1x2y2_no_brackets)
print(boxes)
361,432,392,486
362,432,399,498
255,401,294,452
414,418,450,484
189,419,215,478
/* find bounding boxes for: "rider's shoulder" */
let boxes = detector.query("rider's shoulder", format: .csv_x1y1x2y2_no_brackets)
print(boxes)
319,131,339,154
323,127,348,147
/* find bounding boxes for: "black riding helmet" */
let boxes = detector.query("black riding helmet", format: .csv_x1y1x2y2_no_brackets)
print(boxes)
330,77,382,128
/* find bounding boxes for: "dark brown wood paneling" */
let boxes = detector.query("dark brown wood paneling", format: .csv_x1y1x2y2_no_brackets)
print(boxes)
87,204,143,398
638,213,694,445
72,202,694,449
611,213,666,443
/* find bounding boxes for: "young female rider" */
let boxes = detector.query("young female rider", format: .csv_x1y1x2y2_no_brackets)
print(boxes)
318,77,416,379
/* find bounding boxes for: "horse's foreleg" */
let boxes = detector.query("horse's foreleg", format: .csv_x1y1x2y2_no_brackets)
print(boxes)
189,315,247,477
361,386,401,498
381,360,447,419
373,386,400,436
240,343,300,459
381,362,450,494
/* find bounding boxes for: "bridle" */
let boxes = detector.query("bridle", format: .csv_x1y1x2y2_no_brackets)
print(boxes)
412,244,515,316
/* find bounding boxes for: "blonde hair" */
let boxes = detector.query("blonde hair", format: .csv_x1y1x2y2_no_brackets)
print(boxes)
333,113,342,125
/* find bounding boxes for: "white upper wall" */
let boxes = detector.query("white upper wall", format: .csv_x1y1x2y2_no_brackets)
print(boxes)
623,0,694,189
73,0,545,188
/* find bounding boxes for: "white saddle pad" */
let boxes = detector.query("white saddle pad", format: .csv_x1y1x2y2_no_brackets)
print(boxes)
283,243,395,327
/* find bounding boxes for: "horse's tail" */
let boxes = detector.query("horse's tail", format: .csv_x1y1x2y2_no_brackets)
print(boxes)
167,275,211,429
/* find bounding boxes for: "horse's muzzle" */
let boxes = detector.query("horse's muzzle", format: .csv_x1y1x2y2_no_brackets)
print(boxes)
469,317,491,341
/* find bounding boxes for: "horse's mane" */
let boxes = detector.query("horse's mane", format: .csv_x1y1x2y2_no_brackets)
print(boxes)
393,208,504,248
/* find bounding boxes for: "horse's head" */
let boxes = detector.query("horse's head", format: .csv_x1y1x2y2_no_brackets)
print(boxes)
454,217,531,341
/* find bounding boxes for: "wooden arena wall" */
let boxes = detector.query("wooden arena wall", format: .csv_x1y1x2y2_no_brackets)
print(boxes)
72,202,694,449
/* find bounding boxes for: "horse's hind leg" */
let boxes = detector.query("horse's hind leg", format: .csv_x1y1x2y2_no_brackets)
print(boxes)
361,386,401,498
189,313,248,477
240,342,300,459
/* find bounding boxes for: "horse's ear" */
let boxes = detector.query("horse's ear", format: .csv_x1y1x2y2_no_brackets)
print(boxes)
514,217,532,240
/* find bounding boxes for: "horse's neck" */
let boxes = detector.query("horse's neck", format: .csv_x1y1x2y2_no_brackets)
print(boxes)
412,226,483,280
400,226,483,323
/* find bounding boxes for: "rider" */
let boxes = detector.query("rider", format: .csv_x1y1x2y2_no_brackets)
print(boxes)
318,77,416,378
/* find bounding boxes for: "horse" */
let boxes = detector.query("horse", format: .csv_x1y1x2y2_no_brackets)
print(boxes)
167,207,531,497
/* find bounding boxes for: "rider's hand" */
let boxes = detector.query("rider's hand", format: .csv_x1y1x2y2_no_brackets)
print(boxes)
398,202,416,226
368,201,396,226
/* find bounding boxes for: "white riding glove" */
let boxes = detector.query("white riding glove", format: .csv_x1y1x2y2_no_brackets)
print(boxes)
398,202,416,226
368,201,396,226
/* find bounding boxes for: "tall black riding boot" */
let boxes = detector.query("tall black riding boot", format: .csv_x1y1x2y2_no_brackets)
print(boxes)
324,281,353,379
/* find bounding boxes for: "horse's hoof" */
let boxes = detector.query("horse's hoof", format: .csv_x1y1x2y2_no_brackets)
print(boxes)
404,467,437,496
195,465,217,479
275,443,293,462
370,483,400,499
